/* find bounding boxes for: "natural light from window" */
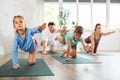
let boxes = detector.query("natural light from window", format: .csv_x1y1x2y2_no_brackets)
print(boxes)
110,4,120,29
44,3,59,25
78,4,91,29
63,3,77,29
44,2,120,29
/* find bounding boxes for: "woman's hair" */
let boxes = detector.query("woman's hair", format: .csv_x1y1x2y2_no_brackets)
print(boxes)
74,26,84,35
94,23,101,31
48,22,55,26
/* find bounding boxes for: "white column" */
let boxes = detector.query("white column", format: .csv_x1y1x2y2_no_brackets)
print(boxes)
91,0,93,28
38,0,44,24
59,0,63,8
106,0,110,28
76,0,79,25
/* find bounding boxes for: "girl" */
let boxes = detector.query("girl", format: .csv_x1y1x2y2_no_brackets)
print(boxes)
12,15,46,70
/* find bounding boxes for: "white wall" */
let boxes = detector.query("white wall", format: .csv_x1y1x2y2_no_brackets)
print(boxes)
98,29,120,51
0,0,43,54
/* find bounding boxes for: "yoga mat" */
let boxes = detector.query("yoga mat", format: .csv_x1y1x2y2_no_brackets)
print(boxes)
39,51,60,54
78,51,112,56
51,54,101,64
0,59,54,77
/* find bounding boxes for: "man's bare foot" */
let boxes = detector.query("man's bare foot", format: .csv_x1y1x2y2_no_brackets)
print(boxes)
49,48,56,53
42,51,47,55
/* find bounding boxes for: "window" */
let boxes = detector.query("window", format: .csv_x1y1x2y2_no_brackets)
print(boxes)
93,4,106,28
44,0,58,2
93,0,106,3
111,0,120,3
43,0,120,29
110,4,120,28
79,0,90,2
63,0,76,2
63,3,77,29
44,3,59,25
78,4,91,29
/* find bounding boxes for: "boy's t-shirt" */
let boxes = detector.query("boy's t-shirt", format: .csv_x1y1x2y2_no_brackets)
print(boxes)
65,31,83,46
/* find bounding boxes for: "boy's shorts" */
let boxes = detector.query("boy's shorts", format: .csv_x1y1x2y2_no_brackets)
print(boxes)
63,44,76,53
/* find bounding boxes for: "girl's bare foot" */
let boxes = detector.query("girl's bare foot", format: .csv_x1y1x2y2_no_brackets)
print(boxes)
13,65,20,70
65,58,72,61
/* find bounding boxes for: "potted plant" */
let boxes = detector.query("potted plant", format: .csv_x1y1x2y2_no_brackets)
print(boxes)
57,7,70,44
72,21,77,29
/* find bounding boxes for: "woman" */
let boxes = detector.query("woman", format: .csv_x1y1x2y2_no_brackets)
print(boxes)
85,23,115,55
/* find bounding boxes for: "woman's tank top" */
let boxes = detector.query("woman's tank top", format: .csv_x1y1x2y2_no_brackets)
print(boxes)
85,32,102,43
94,32,102,43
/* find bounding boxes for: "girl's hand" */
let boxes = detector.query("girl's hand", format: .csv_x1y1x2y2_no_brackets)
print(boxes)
38,23,46,30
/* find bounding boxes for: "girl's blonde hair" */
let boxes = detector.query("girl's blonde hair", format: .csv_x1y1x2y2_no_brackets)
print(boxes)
13,15,24,27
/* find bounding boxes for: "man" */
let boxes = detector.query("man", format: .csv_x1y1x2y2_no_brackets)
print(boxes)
41,22,65,55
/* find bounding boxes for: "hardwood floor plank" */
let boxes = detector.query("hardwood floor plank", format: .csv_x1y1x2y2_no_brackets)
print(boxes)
0,52,120,80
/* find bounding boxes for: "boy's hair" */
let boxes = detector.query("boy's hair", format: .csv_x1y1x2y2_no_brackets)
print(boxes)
13,15,24,24
94,23,101,31
48,22,55,26
74,26,84,35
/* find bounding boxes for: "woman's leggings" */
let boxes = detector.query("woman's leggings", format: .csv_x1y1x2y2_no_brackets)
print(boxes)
94,42,99,53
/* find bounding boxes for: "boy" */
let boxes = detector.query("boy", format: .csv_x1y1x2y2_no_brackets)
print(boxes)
61,26,87,61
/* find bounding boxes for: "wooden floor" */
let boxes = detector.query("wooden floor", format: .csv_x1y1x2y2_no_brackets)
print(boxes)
0,51,120,80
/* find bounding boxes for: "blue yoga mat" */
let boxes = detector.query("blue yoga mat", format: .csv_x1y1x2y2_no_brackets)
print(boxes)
78,51,113,56
0,59,54,77
51,54,101,64
39,51,60,54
